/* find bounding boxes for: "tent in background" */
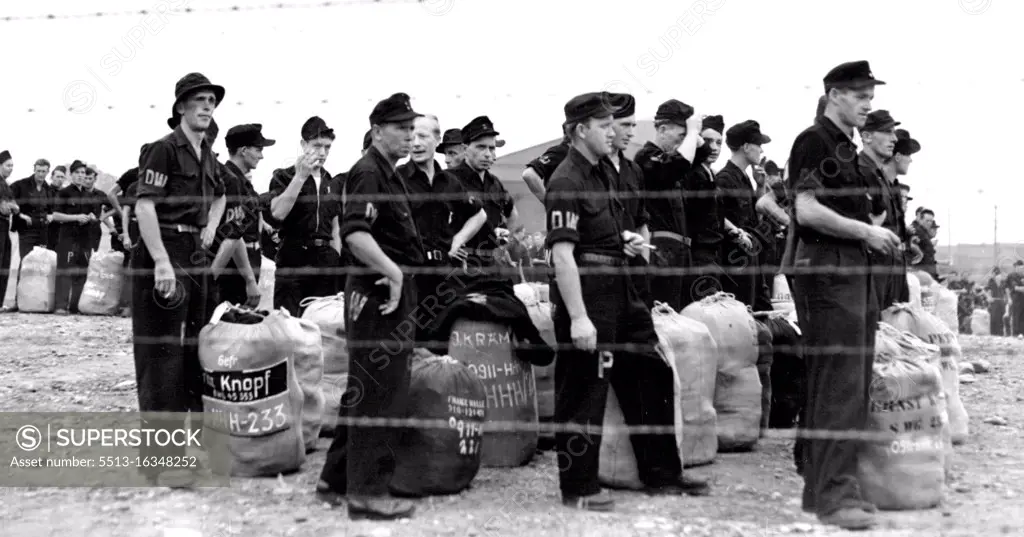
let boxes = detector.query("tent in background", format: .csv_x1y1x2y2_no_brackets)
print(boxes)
491,120,657,234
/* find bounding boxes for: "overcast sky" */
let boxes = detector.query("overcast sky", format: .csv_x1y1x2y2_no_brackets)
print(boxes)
1,0,1020,245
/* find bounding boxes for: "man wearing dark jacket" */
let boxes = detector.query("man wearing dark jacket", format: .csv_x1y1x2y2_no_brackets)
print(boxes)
9,159,55,311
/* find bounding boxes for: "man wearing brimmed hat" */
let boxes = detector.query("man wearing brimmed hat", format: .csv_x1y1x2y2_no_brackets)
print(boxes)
545,92,709,513
782,61,902,530
264,116,343,317
447,115,518,273
436,128,467,169
318,92,426,521
634,98,704,310
209,123,277,308
131,72,228,488
715,119,773,311
682,114,727,300
859,110,906,310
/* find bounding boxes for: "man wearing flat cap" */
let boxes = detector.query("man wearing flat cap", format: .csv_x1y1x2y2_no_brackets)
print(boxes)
131,72,228,488
50,160,106,315
447,115,518,274
858,110,906,310
634,99,704,310
437,128,467,169
682,114,728,299
715,120,773,311
318,92,426,521
264,116,343,317
782,60,901,530
209,123,277,307
545,92,709,513
604,93,654,305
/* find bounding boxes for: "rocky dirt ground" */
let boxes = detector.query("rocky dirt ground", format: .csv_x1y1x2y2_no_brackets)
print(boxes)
1,314,1022,537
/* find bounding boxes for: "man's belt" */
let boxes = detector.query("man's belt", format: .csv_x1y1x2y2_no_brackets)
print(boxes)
159,223,200,233
284,237,330,247
578,253,626,266
651,230,692,246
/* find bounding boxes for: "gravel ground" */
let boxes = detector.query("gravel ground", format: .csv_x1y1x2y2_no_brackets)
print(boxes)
1,315,1022,537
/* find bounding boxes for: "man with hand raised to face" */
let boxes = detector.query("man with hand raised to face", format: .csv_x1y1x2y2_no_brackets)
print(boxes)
317,92,427,522
131,72,228,489
264,116,343,317
545,92,710,514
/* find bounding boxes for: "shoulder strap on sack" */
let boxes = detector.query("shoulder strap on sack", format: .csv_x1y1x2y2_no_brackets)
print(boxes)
299,291,345,309
208,301,235,325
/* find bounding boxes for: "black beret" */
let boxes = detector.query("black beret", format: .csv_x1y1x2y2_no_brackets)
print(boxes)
610,93,636,119
701,115,724,134
461,116,500,144
726,120,771,148
862,110,900,132
823,60,885,91
69,160,87,173
564,92,618,124
225,124,276,151
654,99,694,126
0,150,10,165
301,116,334,141
369,92,421,126
764,160,781,176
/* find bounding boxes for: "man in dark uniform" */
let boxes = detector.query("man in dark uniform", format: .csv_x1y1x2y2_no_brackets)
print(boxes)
890,129,920,259
44,166,67,252
684,115,727,301
546,92,709,513
1004,261,1024,337
634,99,703,310
399,113,486,351
0,150,15,312
83,166,116,253
783,61,901,530
112,175,139,317
755,160,789,295
603,93,653,306
437,128,467,169
522,131,571,202
9,159,55,311
264,116,343,316
715,120,773,311
447,116,519,280
910,209,938,280
332,130,373,196
51,161,103,314
317,92,426,520
212,124,276,307
858,110,905,311
132,72,227,488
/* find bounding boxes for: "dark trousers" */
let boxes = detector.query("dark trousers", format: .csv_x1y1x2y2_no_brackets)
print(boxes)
414,262,465,354
1011,297,1024,336
722,241,772,312
791,241,877,516
54,231,93,312
216,246,262,307
46,222,60,251
627,255,654,310
274,241,342,317
18,228,47,260
870,250,908,313
649,234,691,311
989,299,1005,336
0,224,11,305
687,245,724,304
131,230,214,460
551,263,682,496
320,273,417,496
110,229,134,309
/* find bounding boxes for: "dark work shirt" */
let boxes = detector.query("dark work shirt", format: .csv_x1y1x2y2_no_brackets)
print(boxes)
685,163,724,247
634,141,690,236
715,161,759,232
1004,272,1024,300
526,141,570,185
0,177,12,231
115,181,140,235
263,166,338,242
602,152,648,233
398,160,481,256
10,177,54,231
220,161,261,243
340,145,425,267
786,116,872,247
859,152,905,241
137,126,226,228
116,167,138,193
545,147,626,259
910,221,936,273
448,162,515,252
55,185,105,243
